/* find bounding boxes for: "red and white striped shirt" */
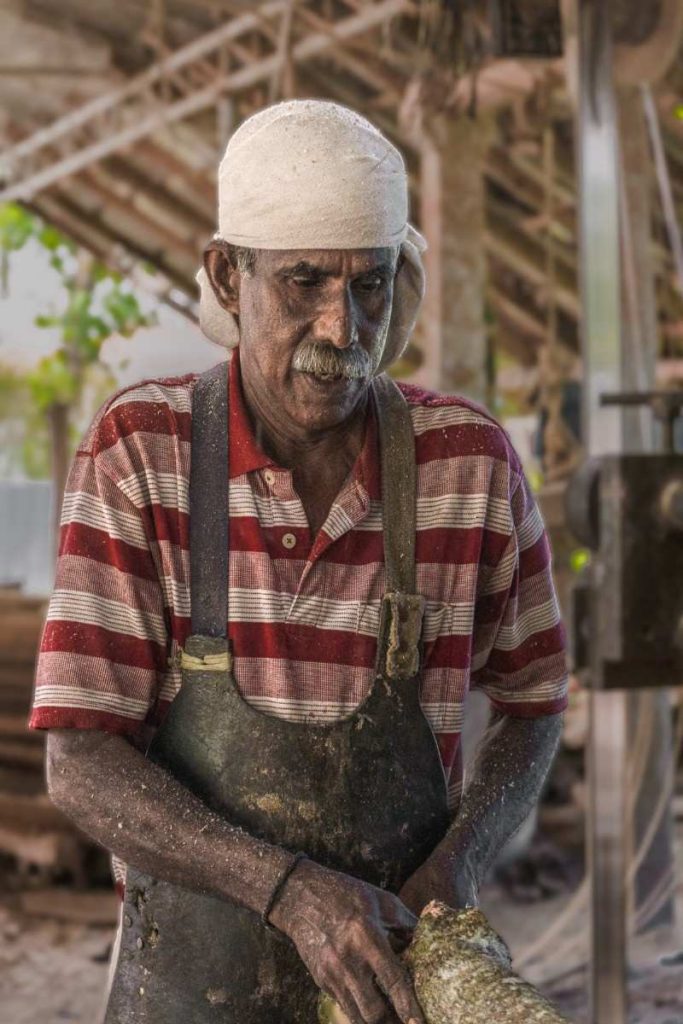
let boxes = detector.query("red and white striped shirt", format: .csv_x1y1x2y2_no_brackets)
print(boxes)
30,349,567,812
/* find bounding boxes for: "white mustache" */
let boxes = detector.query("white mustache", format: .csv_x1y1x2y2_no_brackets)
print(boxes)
292,342,373,381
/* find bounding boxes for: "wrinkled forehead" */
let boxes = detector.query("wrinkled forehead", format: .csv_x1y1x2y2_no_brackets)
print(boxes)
252,246,400,275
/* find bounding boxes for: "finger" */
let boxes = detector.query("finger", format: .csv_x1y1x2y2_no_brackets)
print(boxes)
333,979,368,1024
344,964,394,1024
318,946,366,1024
365,945,425,1024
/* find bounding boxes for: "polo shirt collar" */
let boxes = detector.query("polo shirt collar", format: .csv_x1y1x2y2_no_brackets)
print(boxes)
227,346,381,500
228,348,276,479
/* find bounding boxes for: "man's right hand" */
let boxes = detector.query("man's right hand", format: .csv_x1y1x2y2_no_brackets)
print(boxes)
269,859,425,1024
47,730,424,1023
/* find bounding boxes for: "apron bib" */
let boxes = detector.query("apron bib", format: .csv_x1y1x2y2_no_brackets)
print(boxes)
104,363,450,1023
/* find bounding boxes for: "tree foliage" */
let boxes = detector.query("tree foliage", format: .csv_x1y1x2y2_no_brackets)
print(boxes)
0,202,155,478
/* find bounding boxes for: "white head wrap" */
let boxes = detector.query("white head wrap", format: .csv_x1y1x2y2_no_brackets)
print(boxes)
196,99,425,372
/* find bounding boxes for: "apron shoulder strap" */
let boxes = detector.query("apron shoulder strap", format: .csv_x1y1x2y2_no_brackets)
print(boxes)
373,375,424,681
190,360,229,638
373,373,417,595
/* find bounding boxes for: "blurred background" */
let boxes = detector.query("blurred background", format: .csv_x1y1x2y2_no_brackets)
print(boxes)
0,2,682,1022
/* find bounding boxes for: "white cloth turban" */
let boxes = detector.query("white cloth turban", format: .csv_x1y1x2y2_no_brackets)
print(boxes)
196,99,426,372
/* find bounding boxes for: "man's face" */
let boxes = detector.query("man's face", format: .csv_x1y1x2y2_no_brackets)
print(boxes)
204,245,398,433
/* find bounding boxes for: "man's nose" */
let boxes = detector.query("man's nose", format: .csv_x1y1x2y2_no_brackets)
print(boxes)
311,288,357,349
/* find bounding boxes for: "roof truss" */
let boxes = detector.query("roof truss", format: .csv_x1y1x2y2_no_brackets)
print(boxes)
0,0,414,202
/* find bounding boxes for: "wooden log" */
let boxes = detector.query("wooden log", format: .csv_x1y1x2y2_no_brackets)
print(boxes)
0,821,79,870
0,739,45,770
0,625,42,663
319,903,570,1024
0,713,43,740
0,792,72,833
19,888,119,926
0,765,45,797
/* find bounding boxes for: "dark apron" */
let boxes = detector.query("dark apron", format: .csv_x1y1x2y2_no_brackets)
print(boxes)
104,362,450,1023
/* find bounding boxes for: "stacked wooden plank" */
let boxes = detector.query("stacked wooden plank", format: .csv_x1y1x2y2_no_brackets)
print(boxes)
0,588,88,882
0,589,46,789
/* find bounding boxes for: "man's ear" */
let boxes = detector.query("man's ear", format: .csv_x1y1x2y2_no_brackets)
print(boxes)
203,240,241,316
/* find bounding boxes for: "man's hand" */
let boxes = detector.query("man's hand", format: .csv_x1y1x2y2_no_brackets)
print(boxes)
398,850,477,917
269,859,425,1024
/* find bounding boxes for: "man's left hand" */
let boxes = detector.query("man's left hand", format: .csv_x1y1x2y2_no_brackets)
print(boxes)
398,851,477,916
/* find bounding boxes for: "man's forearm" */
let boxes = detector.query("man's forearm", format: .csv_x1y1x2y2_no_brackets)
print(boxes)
46,728,295,915
399,711,563,912
440,712,563,896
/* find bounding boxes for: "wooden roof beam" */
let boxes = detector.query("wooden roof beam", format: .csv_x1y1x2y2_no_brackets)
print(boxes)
0,0,413,202
38,188,198,295
100,155,215,232
295,5,405,106
487,285,547,346
63,170,203,265
29,192,199,321
133,139,216,205
487,196,577,275
484,223,579,321
487,284,577,358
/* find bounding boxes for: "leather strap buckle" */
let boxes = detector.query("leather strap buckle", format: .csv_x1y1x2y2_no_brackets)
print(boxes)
384,593,425,680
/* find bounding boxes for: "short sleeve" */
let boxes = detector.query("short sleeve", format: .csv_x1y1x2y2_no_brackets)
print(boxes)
29,441,168,737
471,469,568,717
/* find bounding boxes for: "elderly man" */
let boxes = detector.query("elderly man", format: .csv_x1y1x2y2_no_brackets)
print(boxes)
33,101,567,1024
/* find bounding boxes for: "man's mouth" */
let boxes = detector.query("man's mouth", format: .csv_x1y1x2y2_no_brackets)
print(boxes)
298,369,349,384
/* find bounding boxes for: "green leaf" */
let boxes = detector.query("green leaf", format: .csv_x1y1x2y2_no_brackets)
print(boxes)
38,224,64,252
21,428,51,479
527,468,544,493
27,351,79,410
0,202,37,252
91,261,111,284
34,314,58,328
569,548,591,573
102,287,148,335
88,315,111,340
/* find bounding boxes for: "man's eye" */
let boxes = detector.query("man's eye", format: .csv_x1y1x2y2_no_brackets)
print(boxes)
292,276,321,288
356,275,385,292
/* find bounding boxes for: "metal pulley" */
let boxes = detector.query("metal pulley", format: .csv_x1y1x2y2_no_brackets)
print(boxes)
564,457,600,550
566,389,683,690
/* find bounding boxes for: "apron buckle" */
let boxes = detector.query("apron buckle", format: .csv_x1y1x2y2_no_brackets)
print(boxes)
181,635,233,673
384,593,425,680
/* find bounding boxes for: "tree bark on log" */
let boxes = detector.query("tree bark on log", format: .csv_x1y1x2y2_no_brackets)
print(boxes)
319,901,571,1024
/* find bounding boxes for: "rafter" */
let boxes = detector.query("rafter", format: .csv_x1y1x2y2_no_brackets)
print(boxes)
484,216,579,322
0,0,413,202
29,192,198,312
34,187,198,294
66,169,202,265
79,164,209,252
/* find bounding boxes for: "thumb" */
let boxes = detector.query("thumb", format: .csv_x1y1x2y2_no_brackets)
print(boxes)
381,893,418,935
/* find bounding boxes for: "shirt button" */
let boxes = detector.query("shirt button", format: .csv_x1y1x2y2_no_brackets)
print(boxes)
264,469,276,487
282,533,297,550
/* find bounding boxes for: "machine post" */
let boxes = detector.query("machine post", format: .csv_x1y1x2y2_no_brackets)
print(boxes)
574,1,627,1020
